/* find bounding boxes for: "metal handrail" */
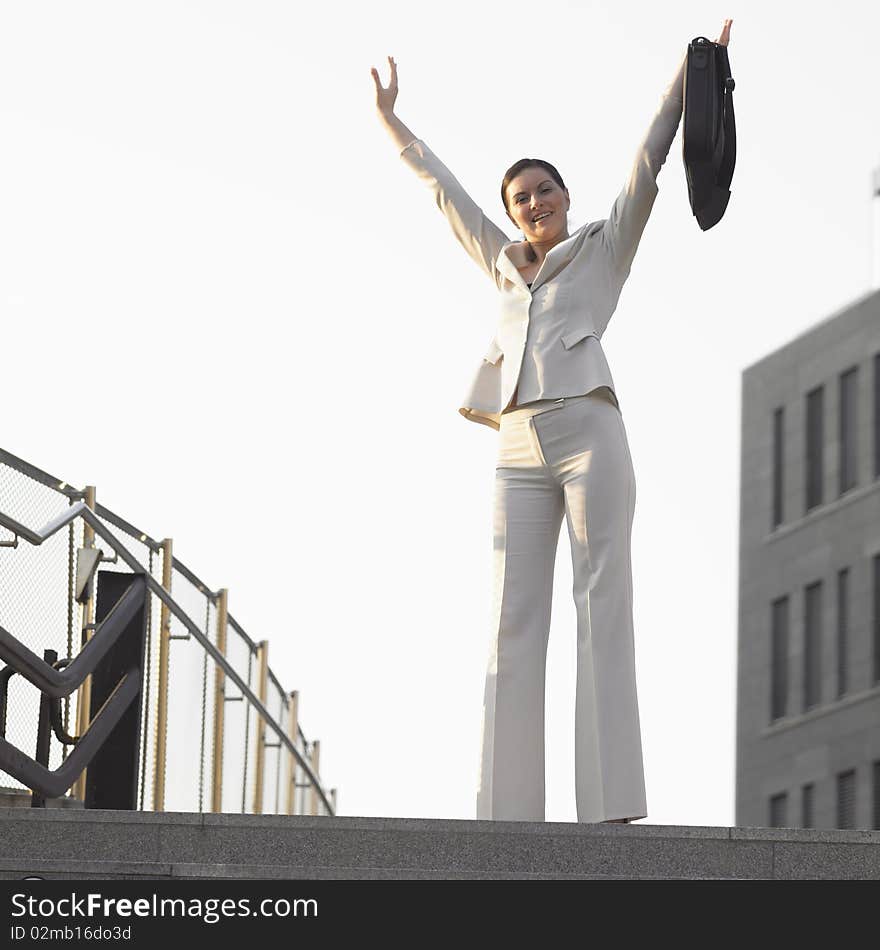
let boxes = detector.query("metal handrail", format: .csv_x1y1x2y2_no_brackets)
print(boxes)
0,502,333,814
0,665,18,739
0,671,141,799
93,501,160,554
0,448,85,502
0,577,147,798
0,579,145,698
226,613,257,651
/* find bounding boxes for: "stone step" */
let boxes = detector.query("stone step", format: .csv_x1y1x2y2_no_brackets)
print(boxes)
1,808,879,880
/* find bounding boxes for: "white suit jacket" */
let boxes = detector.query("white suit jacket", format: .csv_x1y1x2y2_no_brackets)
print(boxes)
400,52,687,431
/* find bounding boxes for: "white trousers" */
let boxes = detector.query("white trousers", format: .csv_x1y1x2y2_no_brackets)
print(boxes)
476,388,647,823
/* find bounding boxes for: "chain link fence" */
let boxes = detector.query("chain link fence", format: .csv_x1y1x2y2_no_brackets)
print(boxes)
0,448,335,816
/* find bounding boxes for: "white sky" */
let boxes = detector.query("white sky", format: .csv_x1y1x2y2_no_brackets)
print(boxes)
2,0,879,826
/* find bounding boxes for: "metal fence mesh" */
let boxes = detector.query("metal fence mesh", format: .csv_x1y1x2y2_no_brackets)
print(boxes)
0,464,81,791
219,622,251,813
261,681,284,815
164,566,216,813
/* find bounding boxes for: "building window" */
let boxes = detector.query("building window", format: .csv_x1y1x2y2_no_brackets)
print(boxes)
837,568,849,698
839,366,858,495
801,783,815,829
769,792,788,828
772,407,784,527
874,761,880,831
803,581,822,711
836,769,856,829
805,385,824,511
874,354,880,479
770,596,789,721
875,554,880,685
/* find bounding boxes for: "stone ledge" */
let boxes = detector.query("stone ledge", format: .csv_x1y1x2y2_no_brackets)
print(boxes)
2,809,878,880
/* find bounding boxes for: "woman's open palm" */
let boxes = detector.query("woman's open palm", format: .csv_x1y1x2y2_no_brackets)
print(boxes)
371,55,399,115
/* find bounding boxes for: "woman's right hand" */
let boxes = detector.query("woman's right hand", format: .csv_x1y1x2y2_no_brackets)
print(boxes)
371,55,399,116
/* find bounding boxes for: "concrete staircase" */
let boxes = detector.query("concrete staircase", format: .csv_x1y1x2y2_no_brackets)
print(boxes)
2,808,879,879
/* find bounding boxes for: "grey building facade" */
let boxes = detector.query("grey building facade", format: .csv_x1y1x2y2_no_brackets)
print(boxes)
736,287,880,830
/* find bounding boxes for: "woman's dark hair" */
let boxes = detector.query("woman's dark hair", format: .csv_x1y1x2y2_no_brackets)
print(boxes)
501,158,567,263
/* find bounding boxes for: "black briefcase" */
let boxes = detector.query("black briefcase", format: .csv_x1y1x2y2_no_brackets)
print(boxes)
683,36,736,230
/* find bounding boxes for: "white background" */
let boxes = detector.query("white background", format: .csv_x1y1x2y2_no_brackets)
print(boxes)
2,0,879,825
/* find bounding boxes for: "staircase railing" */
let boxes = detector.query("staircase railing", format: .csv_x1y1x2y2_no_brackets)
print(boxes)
0,447,335,815
0,575,146,799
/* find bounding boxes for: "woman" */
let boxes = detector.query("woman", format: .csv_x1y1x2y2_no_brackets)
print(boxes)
372,19,732,824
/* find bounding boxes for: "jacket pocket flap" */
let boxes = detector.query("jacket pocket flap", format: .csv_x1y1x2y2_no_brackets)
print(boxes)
561,328,598,350
483,340,504,365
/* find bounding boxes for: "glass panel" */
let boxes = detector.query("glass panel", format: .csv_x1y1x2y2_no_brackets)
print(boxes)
769,792,788,828
772,407,784,527
836,769,856,829
771,596,789,721
839,367,858,494
801,783,814,829
803,581,822,711
805,386,824,511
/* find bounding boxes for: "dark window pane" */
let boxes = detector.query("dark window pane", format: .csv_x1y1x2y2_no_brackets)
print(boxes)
773,407,784,527
771,596,789,721
874,761,880,831
804,581,822,711
806,386,824,511
874,354,880,479
837,568,849,698
801,783,814,829
839,367,858,494
769,792,788,828
874,556,880,685
836,769,856,829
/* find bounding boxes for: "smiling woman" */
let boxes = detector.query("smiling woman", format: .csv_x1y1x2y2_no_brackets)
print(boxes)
370,19,733,828
500,158,571,273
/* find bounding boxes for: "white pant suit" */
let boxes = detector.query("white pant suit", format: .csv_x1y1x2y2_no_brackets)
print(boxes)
476,387,645,823
398,51,687,823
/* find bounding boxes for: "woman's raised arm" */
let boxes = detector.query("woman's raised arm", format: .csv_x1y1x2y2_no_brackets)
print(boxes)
372,56,420,152
602,19,733,275
371,55,510,286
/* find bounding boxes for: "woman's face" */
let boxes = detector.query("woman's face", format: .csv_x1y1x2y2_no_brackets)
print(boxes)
505,167,570,244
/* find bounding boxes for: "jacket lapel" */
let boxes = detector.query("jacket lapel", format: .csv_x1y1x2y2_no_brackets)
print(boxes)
496,225,587,291
495,244,529,289
529,226,586,290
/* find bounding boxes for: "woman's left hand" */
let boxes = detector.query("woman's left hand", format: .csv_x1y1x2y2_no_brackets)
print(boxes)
715,18,733,46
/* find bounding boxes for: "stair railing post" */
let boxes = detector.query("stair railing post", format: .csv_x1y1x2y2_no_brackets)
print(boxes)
71,485,96,802
31,649,59,808
152,537,173,811
285,689,299,816
252,640,268,815
211,588,228,813
309,739,321,816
